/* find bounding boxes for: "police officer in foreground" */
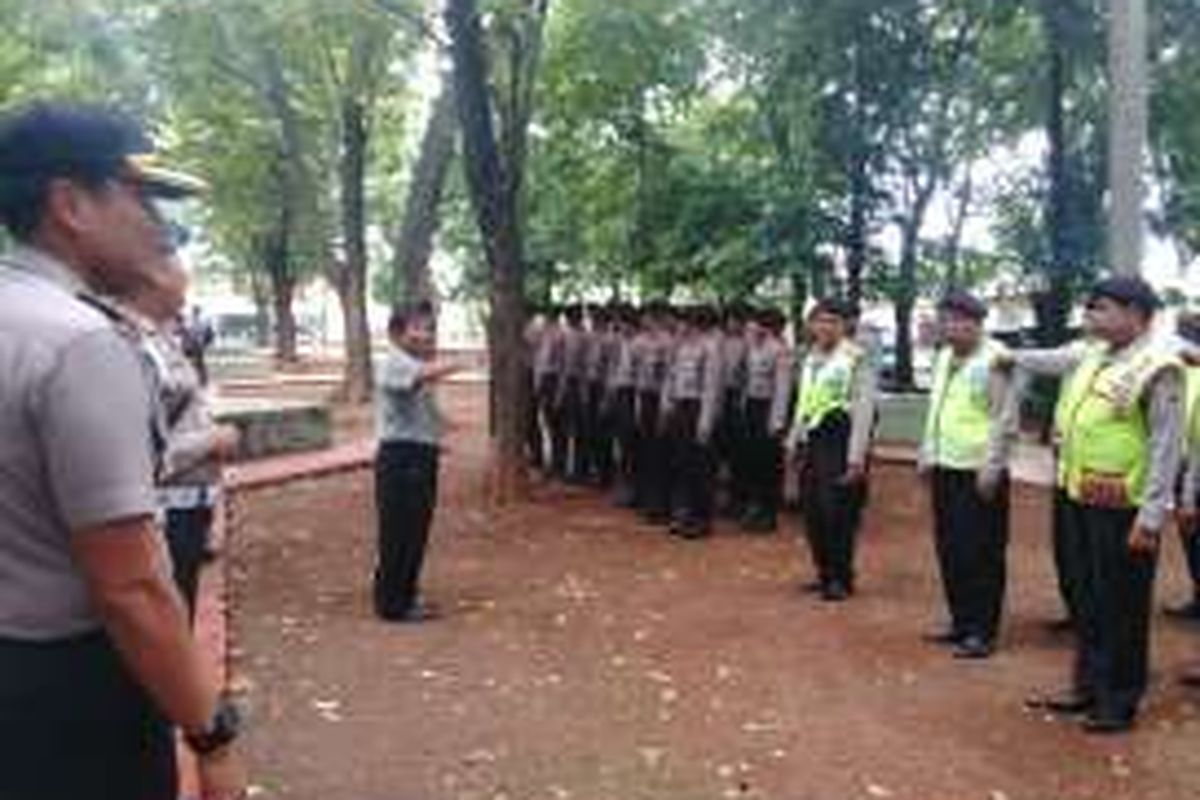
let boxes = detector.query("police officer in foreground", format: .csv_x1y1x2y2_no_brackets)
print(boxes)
786,298,877,601
918,290,1017,659
1016,276,1184,733
0,103,246,798
661,306,724,539
118,254,241,622
740,307,793,532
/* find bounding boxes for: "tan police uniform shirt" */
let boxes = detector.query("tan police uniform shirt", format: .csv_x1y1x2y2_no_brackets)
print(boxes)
0,246,158,641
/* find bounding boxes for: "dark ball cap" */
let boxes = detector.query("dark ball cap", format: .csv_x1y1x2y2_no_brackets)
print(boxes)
1086,275,1162,316
0,102,205,199
937,289,987,321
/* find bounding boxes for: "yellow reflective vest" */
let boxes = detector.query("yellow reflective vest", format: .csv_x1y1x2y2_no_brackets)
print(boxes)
795,339,863,432
923,340,1006,471
1056,342,1180,506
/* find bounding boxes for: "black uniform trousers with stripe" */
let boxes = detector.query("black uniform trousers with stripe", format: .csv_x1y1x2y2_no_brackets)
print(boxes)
798,412,867,590
1061,498,1157,721
930,467,1010,643
635,389,671,519
743,398,783,524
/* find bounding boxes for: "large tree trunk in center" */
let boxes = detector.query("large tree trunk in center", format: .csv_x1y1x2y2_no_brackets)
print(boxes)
446,0,530,504
1038,6,1073,348
337,96,375,404
393,81,458,305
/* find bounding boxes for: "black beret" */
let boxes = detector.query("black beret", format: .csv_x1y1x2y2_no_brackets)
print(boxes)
1087,275,1161,316
937,289,988,321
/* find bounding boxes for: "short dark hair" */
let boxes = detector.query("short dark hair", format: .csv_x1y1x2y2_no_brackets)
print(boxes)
809,297,856,321
388,303,432,337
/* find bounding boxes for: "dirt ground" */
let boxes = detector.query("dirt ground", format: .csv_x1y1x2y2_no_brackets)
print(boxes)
229,384,1200,800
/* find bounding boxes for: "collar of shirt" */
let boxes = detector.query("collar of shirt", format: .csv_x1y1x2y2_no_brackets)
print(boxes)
2,244,91,296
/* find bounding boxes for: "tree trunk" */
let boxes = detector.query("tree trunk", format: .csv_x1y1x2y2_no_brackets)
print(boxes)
845,38,870,307
393,80,458,305
846,149,869,307
893,220,920,390
261,182,298,363
271,278,298,363
337,95,375,404
248,271,272,349
943,167,973,289
446,0,531,504
1039,7,1073,347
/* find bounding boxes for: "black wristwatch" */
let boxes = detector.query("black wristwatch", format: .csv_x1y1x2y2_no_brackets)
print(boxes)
185,696,241,756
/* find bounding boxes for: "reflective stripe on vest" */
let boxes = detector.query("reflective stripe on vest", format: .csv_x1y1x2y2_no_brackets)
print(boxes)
923,341,1003,470
795,340,861,431
1057,343,1179,506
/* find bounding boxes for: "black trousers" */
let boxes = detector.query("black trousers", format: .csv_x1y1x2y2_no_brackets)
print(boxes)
165,505,213,623
1176,491,1200,601
635,389,670,517
538,374,568,477
1060,498,1157,719
524,368,544,469
0,631,177,800
374,441,439,618
610,387,638,496
1052,488,1083,623
667,400,716,528
717,390,747,511
560,377,586,480
930,468,1010,642
583,380,613,485
798,414,867,589
743,398,783,522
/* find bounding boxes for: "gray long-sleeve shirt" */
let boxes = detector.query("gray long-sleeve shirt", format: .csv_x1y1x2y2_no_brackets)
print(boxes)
532,323,564,383
745,337,794,435
1011,337,1184,533
661,332,724,442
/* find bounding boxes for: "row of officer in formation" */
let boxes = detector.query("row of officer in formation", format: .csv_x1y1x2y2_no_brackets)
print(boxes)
522,277,1200,735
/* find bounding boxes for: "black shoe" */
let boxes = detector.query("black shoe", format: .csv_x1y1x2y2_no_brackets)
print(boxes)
673,520,710,540
820,583,850,602
1043,617,1074,633
1164,600,1200,621
1081,711,1134,734
800,579,825,594
379,602,440,624
642,510,671,526
922,629,964,646
740,511,777,534
1024,690,1093,714
952,636,993,660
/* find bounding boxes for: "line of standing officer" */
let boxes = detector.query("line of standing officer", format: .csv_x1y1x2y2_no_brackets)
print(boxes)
918,290,1017,659
661,306,724,539
1015,276,1184,733
786,298,877,601
740,308,793,532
